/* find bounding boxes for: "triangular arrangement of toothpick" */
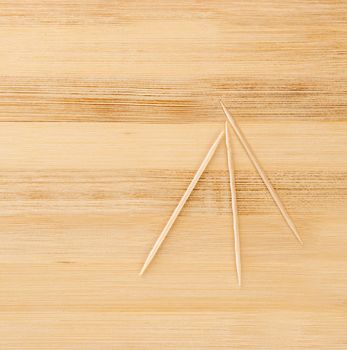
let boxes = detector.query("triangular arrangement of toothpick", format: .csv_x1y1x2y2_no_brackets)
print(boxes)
140,100,303,286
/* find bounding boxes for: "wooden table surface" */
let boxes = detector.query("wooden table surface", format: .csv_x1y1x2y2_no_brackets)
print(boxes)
0,1,346,349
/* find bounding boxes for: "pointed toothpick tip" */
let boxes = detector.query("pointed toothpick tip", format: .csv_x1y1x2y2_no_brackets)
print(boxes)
236,273,241,288
298,236,304,246
220,100,235,123
292,226,303,245
237,272,242,288
139,264,147,276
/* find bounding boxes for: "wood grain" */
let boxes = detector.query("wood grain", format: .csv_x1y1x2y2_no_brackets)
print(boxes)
0,1,346,349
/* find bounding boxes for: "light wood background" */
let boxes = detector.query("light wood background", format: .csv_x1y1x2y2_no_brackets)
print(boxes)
0,1,346,349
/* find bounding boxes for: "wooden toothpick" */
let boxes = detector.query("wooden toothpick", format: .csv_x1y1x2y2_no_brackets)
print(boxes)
220,100,303,244
225,122,242,287
139,129,225,275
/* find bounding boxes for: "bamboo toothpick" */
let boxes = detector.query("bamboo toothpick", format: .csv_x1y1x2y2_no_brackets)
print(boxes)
139,129,225,275
225,122,241,287
220,100,303,245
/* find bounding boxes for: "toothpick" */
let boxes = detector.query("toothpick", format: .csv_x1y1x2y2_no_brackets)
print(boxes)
139,129,225,275
220,100,303,244
225,122,242,287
